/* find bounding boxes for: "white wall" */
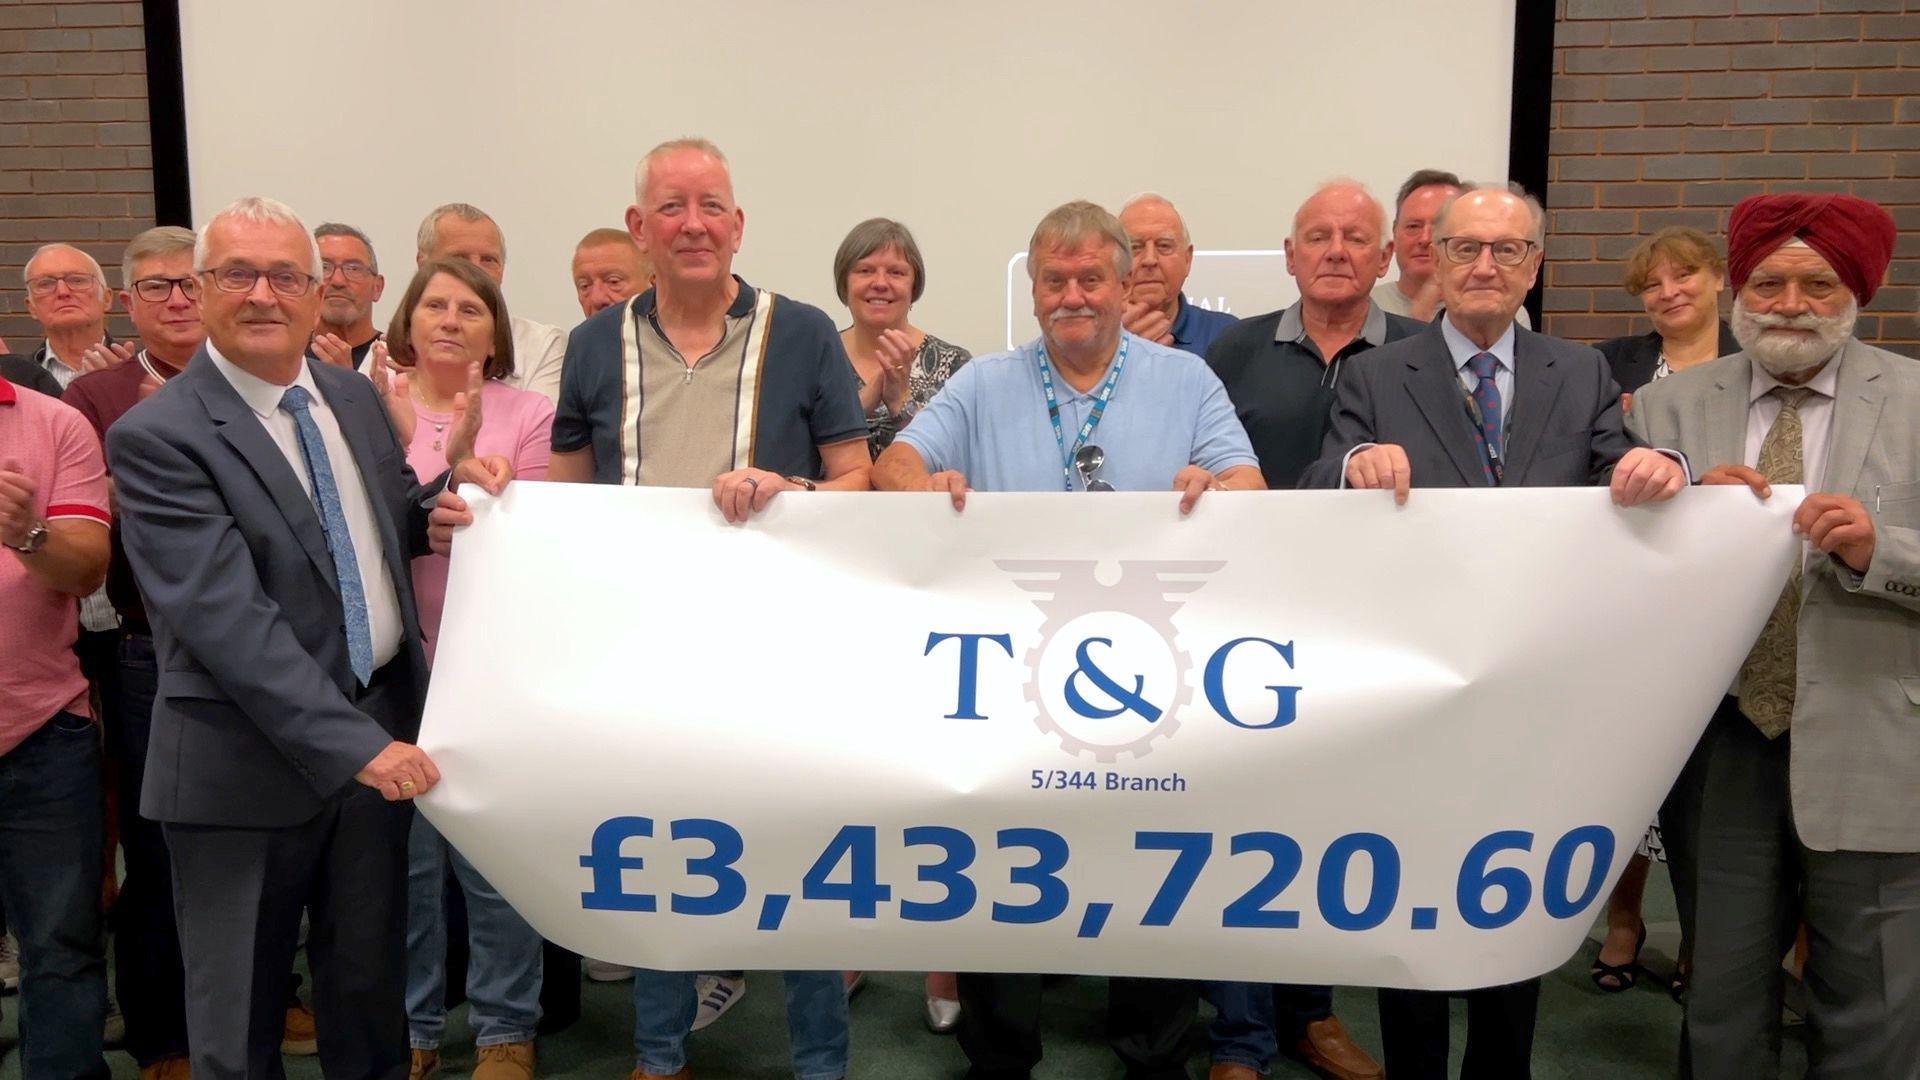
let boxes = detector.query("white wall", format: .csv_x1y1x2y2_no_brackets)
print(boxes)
180,0,1515,353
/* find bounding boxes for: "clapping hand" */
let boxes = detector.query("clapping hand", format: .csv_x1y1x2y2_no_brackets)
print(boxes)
367,341,415,444
310,332,355,369
443,360,485,468
79,340,137,373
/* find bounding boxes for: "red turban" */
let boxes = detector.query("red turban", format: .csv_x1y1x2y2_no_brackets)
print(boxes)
1726,193,1897,306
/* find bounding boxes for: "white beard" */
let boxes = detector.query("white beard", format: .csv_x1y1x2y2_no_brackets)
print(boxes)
1730,295,1856,378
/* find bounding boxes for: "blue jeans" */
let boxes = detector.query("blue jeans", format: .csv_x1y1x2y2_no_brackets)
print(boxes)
1205,982,1333,1071
405,812,544,1047
633,968,847,1079
0,712,110,1078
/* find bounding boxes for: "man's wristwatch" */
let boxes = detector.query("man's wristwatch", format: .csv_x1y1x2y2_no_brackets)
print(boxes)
4,520,49,555
785,475,818,491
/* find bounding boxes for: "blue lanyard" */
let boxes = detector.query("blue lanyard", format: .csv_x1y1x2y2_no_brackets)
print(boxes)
1037,334,1129,491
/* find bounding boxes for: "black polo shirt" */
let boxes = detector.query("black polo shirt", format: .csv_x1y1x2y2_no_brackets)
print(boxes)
1206,301,1423,488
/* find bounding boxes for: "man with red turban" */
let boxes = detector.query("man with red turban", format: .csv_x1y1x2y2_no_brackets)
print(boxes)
1627,192,1920,1079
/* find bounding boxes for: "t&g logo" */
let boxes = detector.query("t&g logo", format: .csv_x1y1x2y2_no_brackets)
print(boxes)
925,560,1301,762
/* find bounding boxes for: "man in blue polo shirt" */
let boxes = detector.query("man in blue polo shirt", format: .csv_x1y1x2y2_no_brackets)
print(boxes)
548,136,866,1080
874,200,1262,1080
1118,193,1238,358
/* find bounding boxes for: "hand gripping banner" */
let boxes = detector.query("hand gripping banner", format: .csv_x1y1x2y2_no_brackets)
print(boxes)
419,485,1799,989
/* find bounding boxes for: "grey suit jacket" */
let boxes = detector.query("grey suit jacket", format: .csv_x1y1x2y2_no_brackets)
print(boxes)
1628,340,1920,853
1300,320,1641,489
107,347,443,828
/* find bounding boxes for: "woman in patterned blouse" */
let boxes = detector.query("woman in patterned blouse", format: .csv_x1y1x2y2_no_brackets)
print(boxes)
832,218,971,460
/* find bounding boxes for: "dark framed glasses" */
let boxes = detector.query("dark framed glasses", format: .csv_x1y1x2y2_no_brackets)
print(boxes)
322,259,375,283
1074,444,1114,492
132,276,202,302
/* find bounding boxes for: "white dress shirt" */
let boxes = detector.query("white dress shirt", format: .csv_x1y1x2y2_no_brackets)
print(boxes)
510,315,566,405
206,344,402,668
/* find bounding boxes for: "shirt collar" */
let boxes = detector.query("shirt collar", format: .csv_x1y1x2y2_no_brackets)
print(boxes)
1273,301,1392,349
206,340,321,420
1441,316,1516,374
1169,294,1199,344
1748,345,1842,406
632,275,756,319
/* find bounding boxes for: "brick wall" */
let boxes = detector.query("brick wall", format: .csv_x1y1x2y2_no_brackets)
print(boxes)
1547,0,1920,358
0,0,151,349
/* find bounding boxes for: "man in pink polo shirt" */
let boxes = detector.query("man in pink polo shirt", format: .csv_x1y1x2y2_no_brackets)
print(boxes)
0,372,112,1078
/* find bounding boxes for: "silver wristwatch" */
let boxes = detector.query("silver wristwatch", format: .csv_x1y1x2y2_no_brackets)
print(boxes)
4,520,48,555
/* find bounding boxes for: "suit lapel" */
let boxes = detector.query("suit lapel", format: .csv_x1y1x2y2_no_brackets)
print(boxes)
1704,354,1752,471
1403,327,1490,485
1822,339,1886,498
190,353,337,589
1503,330,1563,482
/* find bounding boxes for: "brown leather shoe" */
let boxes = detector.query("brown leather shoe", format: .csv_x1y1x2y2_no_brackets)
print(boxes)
138,1056,192,1080
1294,1014,1383,1080
1209,1064,1261,1080
408,1048,441,1080
281,1001,318,1056
473,1040,535,1080
627,1069,692,1080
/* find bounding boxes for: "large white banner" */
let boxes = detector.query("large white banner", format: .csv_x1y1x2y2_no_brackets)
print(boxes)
420,484,1799,990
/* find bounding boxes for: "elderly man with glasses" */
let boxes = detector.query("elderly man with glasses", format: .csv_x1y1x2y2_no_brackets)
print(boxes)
20,243,117,390
1303,184,1685,1079
874,199,1262,1080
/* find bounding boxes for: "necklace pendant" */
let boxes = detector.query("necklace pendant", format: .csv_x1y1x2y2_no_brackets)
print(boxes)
432,439,442,451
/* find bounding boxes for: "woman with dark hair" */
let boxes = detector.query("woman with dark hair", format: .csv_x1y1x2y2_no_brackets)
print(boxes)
833,217,971,460
378,257,554,1079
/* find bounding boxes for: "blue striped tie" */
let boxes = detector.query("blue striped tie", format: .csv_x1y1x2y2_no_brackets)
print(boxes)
278,386,374,685
1466,351,1503,484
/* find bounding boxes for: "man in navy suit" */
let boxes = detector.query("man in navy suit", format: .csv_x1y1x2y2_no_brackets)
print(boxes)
108,197,506,1080
1303,184,1685,1079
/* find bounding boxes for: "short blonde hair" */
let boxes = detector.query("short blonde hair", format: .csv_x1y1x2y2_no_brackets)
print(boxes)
121,226,195,288
1027,200,1131,278
634,137,730,206
1622,227,1726,295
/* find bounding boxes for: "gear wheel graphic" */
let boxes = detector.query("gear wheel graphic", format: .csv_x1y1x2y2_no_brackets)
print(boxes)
996,560,1225,762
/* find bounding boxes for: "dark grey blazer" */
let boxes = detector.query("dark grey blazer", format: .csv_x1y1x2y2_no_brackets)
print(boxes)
1596,322,1741,394
107,347,442,828
1300,320,1642,489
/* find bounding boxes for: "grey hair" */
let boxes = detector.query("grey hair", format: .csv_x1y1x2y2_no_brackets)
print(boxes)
1393,168,1464,221
1027,200,1133,279
1118,192,1191,247
1434,182,1546,246
832,218,926,305
415,202,503,260
194,196,323,276
1294,178,1391,250
314,221,380,273
120,226,196,288
23,243,109,296
633,136,731,206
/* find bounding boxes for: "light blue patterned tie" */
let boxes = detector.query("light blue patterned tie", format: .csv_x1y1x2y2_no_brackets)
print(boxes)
278,386,374,685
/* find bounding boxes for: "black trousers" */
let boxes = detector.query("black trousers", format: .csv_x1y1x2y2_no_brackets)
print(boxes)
106,632,191,1067
165,665,415,1080
957,972,1197,1079
1376,979,1541,1080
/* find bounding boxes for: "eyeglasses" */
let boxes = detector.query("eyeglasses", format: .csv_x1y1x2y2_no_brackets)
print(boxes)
26,272,101,297
132,276,202,302
202,266,319,298
322,260,375,283
1074,444,1115,492
1437,237,1538,266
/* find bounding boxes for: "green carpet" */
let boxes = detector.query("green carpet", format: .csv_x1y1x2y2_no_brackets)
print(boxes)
6,863,1810,1077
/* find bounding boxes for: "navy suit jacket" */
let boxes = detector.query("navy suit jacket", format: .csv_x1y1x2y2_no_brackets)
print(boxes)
107,347,442,827
1300,320,1643,489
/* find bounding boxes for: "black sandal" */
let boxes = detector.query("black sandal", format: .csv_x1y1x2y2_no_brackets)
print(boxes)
1668,966,1688,1004
1589,921,1647,993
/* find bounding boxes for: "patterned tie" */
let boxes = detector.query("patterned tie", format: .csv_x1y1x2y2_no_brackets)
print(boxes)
1466,352,1504,484
279,386,375,685
1736,386,1814,738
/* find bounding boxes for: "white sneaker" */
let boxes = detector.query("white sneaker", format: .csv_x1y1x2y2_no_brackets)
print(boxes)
690,973,745,1032
584,959,634,982
0,935,18,992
